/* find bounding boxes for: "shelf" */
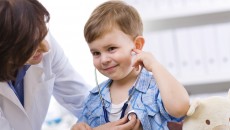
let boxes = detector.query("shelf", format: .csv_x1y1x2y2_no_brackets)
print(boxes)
177,73,230,86
126,0,230,95
126,1,230,31
144,10,230,31
142,3,230,21
185,81,230,95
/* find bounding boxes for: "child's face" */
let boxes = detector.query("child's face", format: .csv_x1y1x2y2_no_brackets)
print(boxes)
88,28,135,80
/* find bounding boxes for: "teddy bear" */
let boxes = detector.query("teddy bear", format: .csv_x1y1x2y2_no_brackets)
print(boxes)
182,90,230,130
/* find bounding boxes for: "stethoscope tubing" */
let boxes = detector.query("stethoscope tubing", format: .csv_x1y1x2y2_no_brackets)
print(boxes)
95,67,143,122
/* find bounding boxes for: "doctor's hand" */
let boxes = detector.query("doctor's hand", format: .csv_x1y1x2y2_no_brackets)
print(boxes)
71,122,92,130
93,115,141,130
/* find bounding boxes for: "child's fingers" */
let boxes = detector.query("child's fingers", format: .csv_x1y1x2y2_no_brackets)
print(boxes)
132,56,144,70
132,49,142,54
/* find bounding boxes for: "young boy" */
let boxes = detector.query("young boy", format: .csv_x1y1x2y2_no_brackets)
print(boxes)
78,1,190,129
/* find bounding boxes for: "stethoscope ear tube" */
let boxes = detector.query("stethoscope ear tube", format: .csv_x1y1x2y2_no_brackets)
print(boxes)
120,102,129,119
103,106,110,123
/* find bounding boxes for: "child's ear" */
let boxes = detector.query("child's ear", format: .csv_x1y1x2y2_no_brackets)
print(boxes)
134,36,145,50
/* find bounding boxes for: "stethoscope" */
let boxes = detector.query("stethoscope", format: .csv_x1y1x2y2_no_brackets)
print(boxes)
94,67,143,123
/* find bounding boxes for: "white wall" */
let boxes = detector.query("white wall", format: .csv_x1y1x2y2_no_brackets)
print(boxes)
39,1,109,129
39,0,108,88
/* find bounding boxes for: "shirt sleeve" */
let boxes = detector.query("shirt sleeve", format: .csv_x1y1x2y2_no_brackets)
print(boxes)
46,32,90,117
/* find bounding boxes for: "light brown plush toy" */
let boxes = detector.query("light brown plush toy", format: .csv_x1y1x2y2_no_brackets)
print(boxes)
183,90,230,130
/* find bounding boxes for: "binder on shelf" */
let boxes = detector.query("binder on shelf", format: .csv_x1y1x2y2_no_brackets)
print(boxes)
143,31,164,65
158,30,179,77
174,28,193,77
202,25,220,74
187,26,206,75
215,23,230,74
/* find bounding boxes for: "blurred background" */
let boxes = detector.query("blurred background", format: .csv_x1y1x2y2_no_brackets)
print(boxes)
39,0,230,129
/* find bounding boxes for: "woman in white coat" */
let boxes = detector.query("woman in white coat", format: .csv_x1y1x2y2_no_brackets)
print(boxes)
0,0,138,130
0,0,89,130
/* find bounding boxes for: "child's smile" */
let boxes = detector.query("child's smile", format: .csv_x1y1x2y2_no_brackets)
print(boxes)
103,64,118,74
89,28,135,81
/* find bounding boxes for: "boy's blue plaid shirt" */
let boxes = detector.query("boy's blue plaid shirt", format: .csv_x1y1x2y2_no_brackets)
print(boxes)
78,68,183,130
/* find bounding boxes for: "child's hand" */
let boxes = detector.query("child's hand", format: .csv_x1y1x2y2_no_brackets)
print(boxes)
132,49,157,72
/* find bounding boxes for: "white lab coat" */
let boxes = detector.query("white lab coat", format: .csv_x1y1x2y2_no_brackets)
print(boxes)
0,33,89,130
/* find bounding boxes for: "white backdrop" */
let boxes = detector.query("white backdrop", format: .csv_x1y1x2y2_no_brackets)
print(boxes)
39,0,108,88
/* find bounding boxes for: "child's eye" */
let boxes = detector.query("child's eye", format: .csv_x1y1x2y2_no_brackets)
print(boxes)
92,52,100,56
108,47,116,52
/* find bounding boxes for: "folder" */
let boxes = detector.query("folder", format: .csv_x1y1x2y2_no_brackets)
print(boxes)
143,32,164,65
202,25,220,74
215,23,230,74
187,26,206,75
158,30,179,77
174,28,193,77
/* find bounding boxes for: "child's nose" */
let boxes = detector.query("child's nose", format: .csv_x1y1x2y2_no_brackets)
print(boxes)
101,54,111,64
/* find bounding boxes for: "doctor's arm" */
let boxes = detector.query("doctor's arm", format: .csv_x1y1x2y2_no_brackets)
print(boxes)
47,33,90,116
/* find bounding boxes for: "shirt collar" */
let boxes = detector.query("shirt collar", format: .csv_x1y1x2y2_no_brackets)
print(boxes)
90,68,152,95
134,68,152,93
90,79,112,103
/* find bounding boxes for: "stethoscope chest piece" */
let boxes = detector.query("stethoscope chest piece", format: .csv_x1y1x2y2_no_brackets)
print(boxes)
127,110,137,121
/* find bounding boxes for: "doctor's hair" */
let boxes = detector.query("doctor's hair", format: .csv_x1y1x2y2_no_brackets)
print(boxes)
0,0,50,81
84,0,143,43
